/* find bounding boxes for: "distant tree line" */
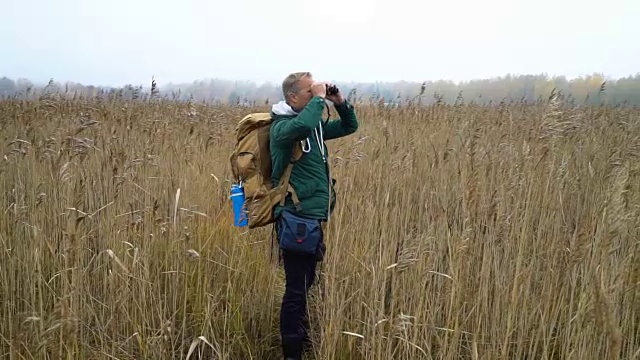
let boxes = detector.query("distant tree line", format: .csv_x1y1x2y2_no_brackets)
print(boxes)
1,73,639,106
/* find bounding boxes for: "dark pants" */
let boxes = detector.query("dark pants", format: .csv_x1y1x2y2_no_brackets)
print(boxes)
277,219,325,359
280,250,317,358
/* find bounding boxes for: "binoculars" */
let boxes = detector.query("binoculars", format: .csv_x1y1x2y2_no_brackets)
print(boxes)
326,84,339,96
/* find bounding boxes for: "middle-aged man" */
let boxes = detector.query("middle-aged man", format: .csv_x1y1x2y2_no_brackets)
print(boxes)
269,71,359,359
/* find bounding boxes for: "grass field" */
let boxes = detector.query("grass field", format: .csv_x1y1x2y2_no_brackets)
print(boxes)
0,93,638,359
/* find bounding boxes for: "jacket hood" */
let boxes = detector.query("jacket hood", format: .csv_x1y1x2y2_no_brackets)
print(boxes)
271,100,298,116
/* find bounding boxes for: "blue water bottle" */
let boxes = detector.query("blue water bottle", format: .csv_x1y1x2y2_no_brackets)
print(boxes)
230,184,248,227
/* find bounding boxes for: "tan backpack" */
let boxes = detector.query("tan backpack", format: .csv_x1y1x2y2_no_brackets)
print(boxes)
229,113,302,228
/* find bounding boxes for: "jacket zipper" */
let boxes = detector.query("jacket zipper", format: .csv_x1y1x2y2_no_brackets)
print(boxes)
313,126,331,221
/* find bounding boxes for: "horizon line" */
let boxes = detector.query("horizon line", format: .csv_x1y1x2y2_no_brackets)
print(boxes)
3,71,640,89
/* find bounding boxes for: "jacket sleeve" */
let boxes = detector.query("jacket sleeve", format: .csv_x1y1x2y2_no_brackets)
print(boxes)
271,96,325,144
322,100,359,140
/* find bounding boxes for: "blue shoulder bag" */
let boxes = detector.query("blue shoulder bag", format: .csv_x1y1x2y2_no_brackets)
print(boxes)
277,209,323,255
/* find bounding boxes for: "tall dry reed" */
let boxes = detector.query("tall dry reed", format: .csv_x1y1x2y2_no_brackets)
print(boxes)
0,93,638,359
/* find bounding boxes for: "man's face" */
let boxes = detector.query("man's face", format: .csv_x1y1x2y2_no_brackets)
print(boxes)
289,75,314,111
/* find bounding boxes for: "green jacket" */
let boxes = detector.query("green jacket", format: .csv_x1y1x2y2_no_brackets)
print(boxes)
270,96,358,220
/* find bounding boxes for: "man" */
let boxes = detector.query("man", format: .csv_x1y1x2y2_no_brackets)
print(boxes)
269,72,358,359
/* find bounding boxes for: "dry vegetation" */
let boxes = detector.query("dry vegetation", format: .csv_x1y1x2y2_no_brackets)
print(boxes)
0,91,638,359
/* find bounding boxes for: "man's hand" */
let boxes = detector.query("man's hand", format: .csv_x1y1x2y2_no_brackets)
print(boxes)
326,83,345,105
311,82,327,98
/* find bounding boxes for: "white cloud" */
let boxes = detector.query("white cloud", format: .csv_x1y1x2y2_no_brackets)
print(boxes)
1,0,638,86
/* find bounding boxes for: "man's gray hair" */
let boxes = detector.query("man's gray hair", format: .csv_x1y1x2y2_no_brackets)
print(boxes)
282,72,312,101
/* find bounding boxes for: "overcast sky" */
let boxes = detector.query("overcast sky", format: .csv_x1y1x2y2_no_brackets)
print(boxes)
1,0,638,87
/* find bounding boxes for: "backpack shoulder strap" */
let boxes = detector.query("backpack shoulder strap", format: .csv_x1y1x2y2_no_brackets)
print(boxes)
278,142,303,210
